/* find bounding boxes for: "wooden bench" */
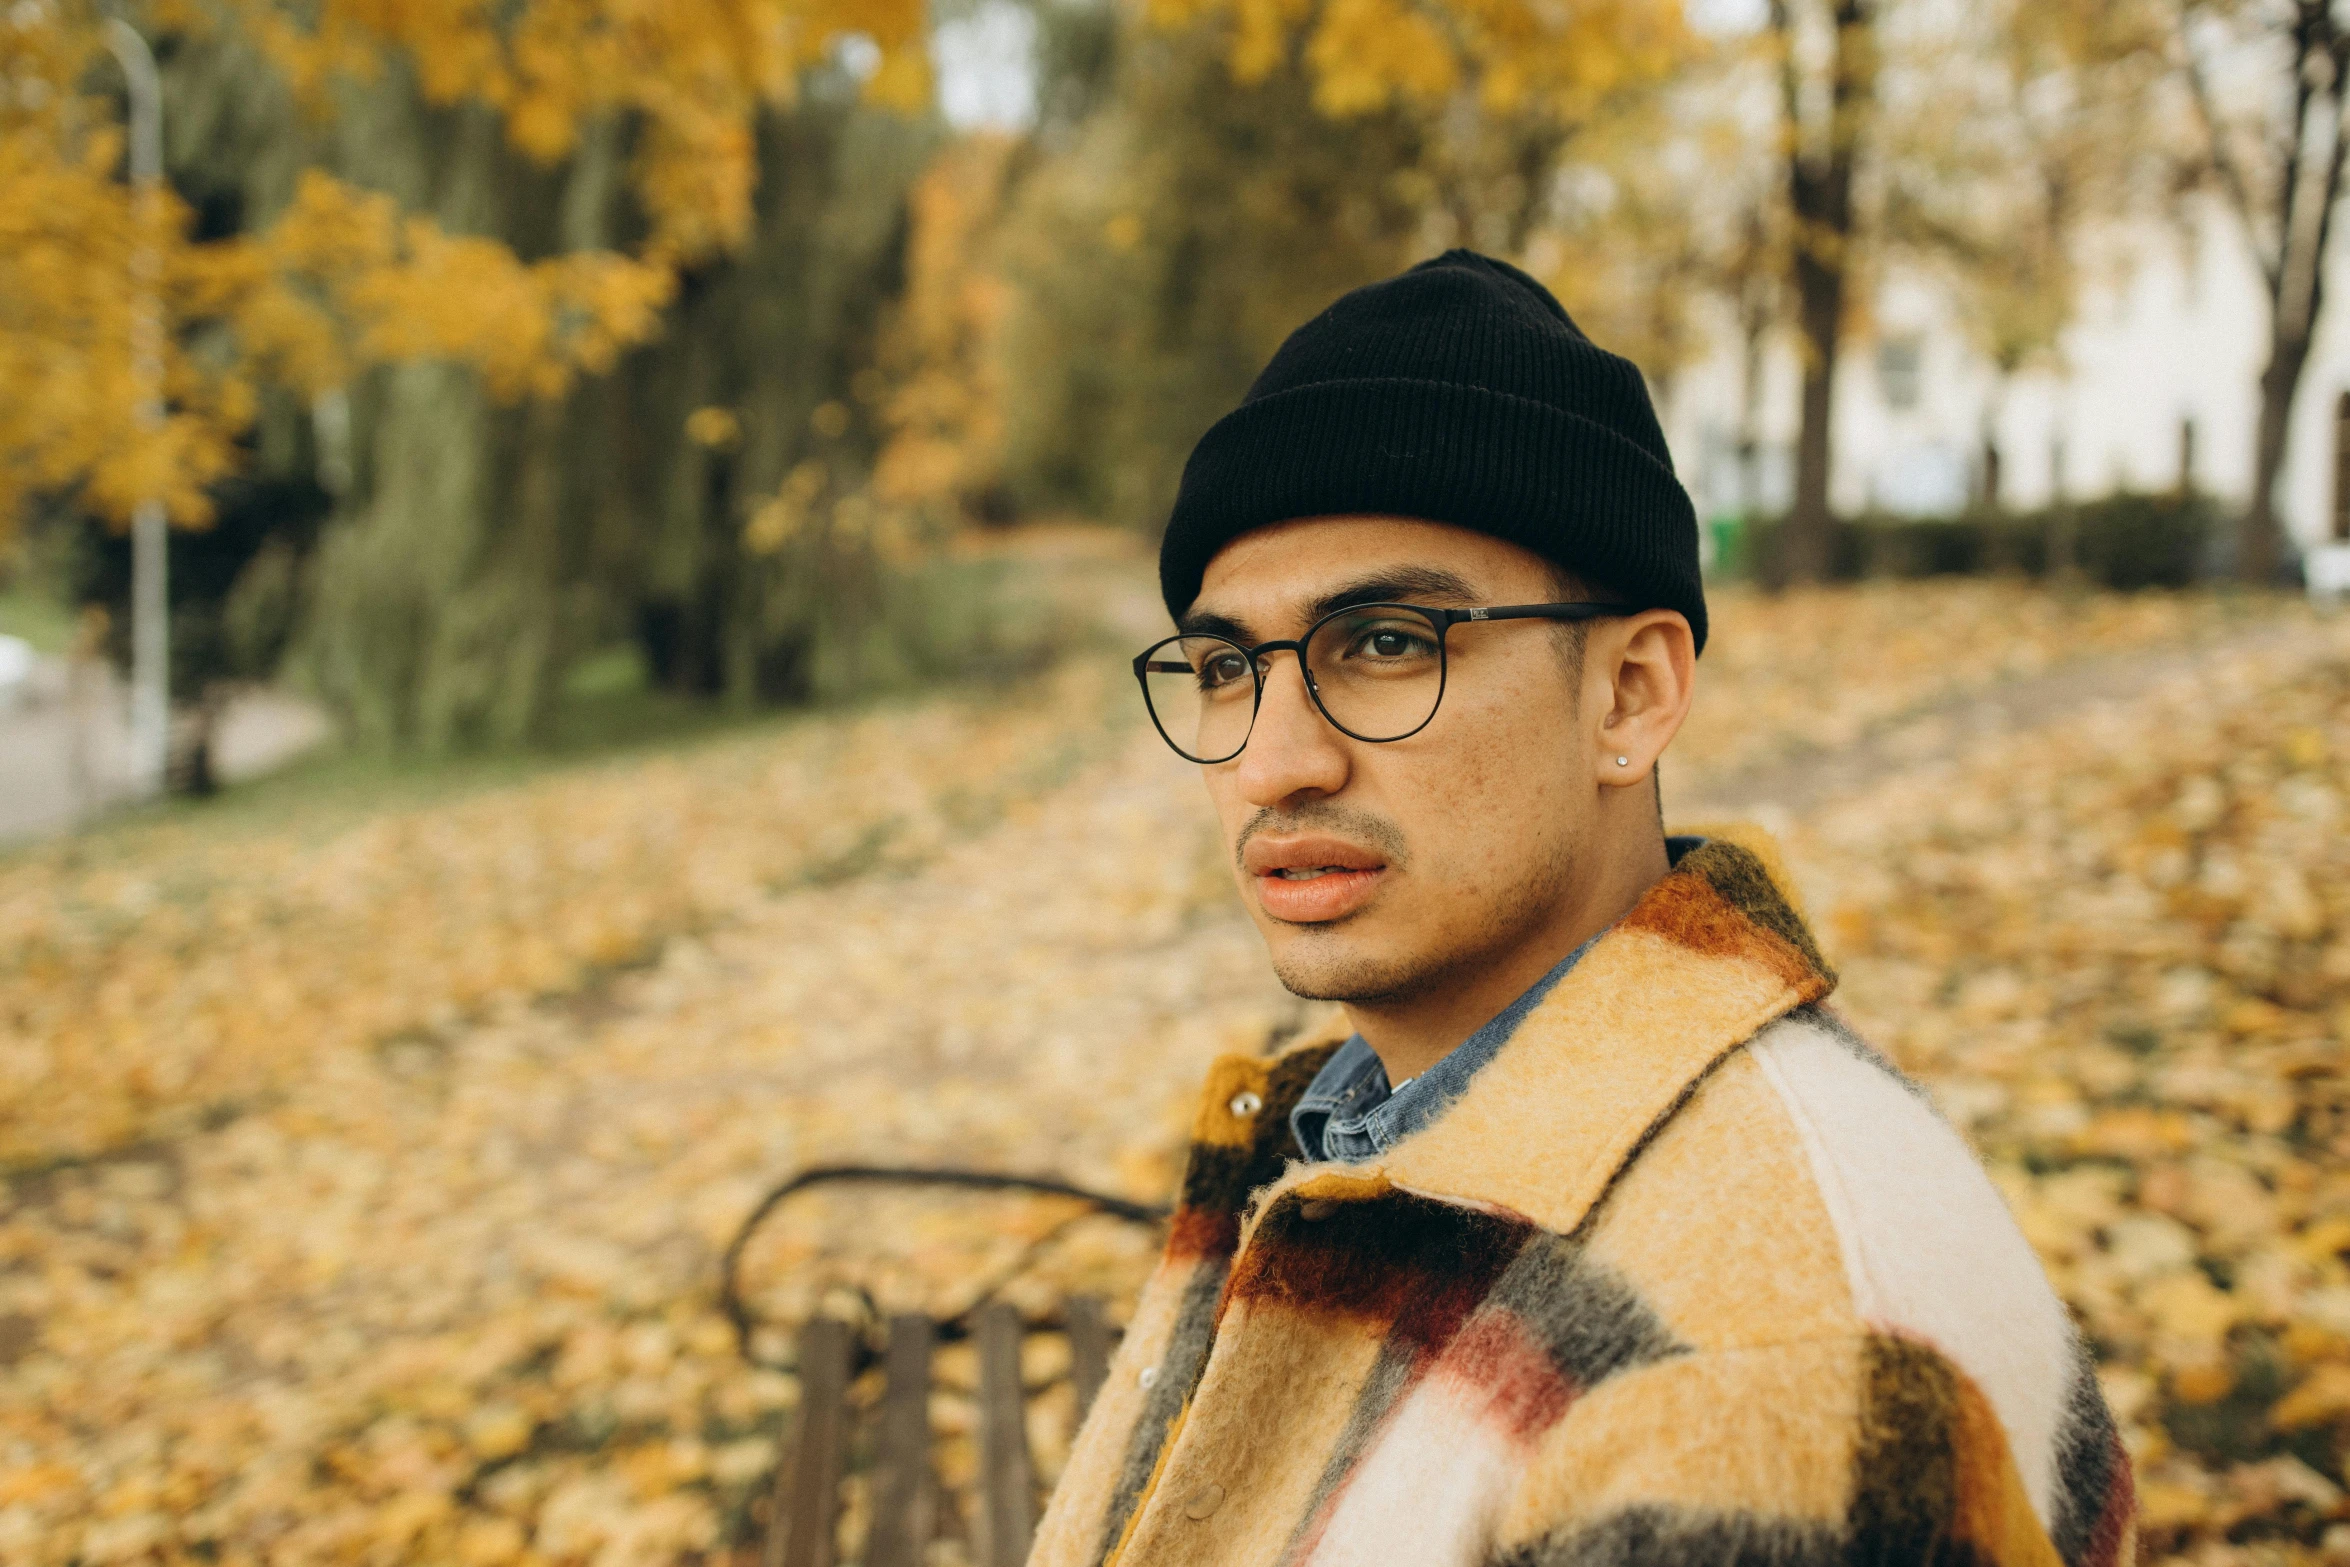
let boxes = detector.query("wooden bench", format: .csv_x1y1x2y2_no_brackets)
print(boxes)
723,1167,1163,1567
763,1298,1117,1567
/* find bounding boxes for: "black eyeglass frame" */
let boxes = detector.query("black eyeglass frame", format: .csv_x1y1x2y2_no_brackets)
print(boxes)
1132,600,1625,764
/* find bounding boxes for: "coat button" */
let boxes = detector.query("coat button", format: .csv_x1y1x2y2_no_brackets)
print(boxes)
1298,1200,1334,1221
1228,1090,1262,1117
1139,1365,1158,1389
1183,1482,1226,1520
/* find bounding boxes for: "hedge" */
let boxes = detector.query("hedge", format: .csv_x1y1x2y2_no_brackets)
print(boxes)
1720,491,2222,590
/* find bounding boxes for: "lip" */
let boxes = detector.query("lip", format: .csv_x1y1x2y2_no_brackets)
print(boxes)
1243,834,1388,924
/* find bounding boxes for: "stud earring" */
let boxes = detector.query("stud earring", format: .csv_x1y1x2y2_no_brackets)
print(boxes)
1615,755,1630,767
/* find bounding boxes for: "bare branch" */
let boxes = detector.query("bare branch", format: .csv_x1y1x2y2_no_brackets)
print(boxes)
2180,10,2283,288
2300,20,2350,336
2269,2,2323,308
1770,0,1808,178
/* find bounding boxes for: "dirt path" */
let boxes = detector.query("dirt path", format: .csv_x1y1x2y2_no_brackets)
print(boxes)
1669,617,2340,822
0,661,329,844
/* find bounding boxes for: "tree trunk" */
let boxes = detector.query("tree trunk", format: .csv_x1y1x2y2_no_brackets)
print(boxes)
2183,3,2350,585
1979,418,2010,574
1783,251,1843,584
2045,428,2077,581
624,95,938,710
2243,323,2312,584
1734,300,1767,519
1770,0,1876,588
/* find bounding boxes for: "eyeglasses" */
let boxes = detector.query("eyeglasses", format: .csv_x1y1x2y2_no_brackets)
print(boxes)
1133,601,1623,764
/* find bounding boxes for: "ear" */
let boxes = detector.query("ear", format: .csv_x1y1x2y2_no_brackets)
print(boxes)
1584,610,1695,788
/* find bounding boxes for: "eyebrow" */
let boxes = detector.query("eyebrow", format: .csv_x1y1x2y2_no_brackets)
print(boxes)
1307,567,1480,621
1178,566,1484,642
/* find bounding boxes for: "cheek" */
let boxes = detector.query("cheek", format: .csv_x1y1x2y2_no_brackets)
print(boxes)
1200,769,1252,864
1392,707,1580,885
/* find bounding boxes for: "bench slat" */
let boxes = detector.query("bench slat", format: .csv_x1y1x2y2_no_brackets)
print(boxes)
865,1315,936,1567
1065,1296,1110,1424
768,1317,852,1567
976,1303,1035,1567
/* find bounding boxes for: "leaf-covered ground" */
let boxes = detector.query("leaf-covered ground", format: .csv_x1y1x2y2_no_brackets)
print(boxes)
0,581,2341,1566
1791,626,2350,1553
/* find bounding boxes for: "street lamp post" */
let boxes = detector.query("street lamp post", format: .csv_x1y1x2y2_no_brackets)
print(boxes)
105,18,168,797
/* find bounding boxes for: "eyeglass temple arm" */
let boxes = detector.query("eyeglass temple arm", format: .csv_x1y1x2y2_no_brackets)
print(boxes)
1441,602,1621,625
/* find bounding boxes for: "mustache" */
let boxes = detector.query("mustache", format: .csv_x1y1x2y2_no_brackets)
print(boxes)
1232,801,1409,873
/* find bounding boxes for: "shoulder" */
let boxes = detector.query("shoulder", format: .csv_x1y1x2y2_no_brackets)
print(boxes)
1595,1002,2078,1360
1736,1003,2067,1346
1591,1002,2063,1325
1580,1003,2112,1550
1494,1323,2132,1567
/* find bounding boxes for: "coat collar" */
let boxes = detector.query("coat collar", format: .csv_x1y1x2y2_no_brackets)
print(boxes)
1252,828,1836,1241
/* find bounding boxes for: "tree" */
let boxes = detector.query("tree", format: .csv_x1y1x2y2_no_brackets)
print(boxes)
996,0,1696,529
1749,0,2169,580
70,455,333,791
0,3,250,539
995,16,1431,528
1152,0,1690,124
6,0,925,542
1723,201,1785,528
1768,0,1879,584
2179,0,2350,581
4,0,945,750
1883,0,2168,561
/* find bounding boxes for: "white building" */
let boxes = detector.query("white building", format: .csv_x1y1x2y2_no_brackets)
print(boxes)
1659,198,2350,557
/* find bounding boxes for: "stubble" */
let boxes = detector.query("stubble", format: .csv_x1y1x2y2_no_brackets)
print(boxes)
1238,800,1579,1008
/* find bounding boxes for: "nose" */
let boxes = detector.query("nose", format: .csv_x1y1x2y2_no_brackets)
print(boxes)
1229,649,1350,807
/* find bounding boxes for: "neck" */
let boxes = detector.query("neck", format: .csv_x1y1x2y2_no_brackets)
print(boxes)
1343,827,1672,1086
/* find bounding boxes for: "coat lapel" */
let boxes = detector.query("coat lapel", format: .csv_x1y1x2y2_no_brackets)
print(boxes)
1374,832,1835,1237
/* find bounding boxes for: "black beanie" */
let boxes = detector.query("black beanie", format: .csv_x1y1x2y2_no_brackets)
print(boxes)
1158,249,1707,654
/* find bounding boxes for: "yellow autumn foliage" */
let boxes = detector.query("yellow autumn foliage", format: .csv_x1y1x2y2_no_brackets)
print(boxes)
870,136,1019,522
3,0,1697,556
1153,0,1690,118
0,0,928,545
218,0,929,254
0,10,245,530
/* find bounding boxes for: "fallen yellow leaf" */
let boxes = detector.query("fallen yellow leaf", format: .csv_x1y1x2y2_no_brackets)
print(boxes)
2272,1363,2350,1432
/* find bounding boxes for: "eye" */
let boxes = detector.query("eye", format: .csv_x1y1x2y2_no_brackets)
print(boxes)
1197,651,1251,690
1341,621,1437,661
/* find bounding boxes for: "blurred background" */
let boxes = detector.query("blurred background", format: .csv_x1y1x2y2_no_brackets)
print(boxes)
6,0,2350,1563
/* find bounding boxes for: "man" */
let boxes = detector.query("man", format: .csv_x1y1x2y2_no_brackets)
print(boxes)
1031,252,2134,1567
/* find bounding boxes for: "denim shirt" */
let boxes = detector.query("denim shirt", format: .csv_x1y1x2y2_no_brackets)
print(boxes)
1288,837,1707,1164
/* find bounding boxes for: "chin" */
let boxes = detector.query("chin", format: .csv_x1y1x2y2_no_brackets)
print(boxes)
1264,932,1430,1006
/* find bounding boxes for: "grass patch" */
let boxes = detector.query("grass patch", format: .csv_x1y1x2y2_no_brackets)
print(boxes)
42,691,807,858
27,644,1130,864
0,586,75,655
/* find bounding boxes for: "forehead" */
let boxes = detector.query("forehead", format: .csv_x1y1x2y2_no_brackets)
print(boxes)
1192,516,1553,629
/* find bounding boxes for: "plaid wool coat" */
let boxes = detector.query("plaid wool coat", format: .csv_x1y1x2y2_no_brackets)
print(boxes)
1031,835,2136,1567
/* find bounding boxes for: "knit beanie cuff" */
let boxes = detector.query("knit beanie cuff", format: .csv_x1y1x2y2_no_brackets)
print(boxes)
1160,376,1708,653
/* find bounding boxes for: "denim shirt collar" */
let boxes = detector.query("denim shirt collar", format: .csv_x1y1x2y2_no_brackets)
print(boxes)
1288,932,1597,1163
1288,836,1708,1164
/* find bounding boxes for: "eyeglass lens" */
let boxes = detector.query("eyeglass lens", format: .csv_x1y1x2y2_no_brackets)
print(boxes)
1139,606,1446,762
